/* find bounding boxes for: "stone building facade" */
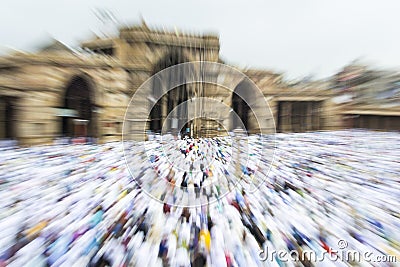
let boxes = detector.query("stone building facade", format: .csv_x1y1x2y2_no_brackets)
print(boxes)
0,24,398,145
331,63,400,130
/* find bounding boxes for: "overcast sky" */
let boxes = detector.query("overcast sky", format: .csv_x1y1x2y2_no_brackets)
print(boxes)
1,0,399,80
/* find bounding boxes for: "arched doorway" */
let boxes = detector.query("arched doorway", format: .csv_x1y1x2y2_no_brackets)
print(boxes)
62,75,96,138
231,80,257,133
0,96,16,139
149,50,191,136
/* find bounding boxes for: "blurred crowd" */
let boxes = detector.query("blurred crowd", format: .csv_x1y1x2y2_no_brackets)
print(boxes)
0,130,399,266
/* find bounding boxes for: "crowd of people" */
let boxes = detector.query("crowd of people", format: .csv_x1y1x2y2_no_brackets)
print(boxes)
0,130,399,266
